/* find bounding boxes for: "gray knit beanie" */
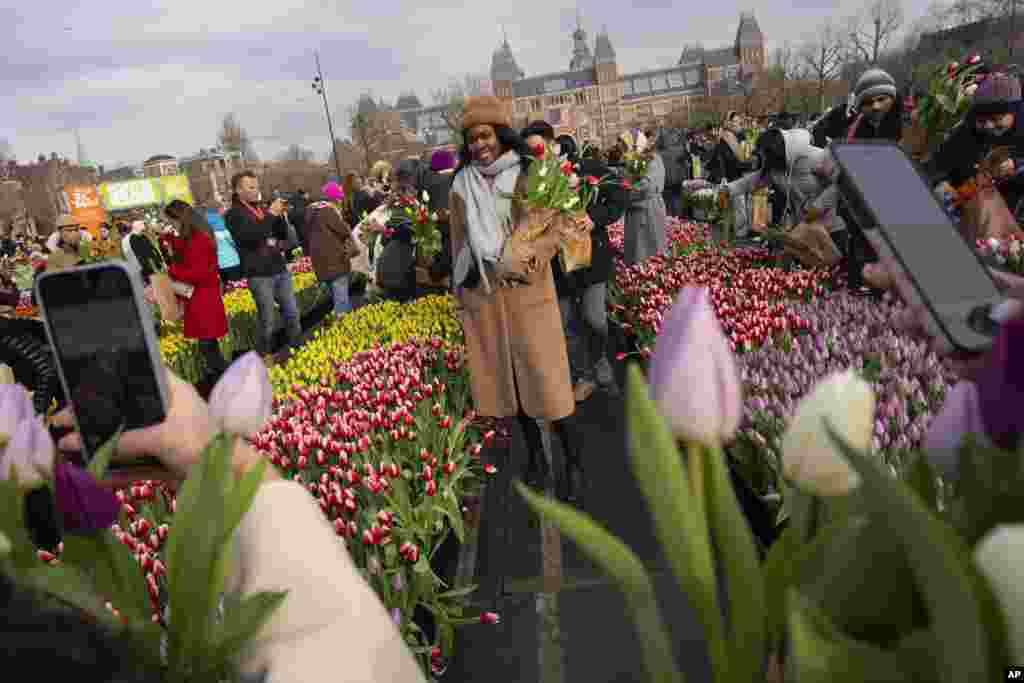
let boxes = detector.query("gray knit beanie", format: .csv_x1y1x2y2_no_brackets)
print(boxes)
854,68,898,110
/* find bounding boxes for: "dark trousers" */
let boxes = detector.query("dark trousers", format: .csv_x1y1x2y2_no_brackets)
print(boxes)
844,224,877,289
197,339,228,381
663,187,683,218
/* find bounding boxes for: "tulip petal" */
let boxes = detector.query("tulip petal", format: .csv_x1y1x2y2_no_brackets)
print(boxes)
3,418,54,488
975,525,1024,665
53,461,121,533
0,384,35,440
209,352,273,437
923,381,989,481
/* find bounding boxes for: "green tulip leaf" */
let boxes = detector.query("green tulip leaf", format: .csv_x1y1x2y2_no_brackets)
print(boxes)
955,435,1024,545
212,589,288,665
903,455,939,514
517,483,684,683
0,479,37,569
60,532,152,623
702,443,765,680
623,365,724,681
21,564,121,627
788,591,917,683
826,421,991,682
86,426,124,481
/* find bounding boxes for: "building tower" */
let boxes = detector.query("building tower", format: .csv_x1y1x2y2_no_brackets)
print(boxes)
569,14,594,71
593,27,618,84
490,32,524,100
735,12,765,69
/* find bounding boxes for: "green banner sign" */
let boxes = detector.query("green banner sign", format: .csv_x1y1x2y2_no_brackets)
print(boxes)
98,175,193,211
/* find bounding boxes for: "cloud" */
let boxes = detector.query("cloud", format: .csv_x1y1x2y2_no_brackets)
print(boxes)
4,0,936,166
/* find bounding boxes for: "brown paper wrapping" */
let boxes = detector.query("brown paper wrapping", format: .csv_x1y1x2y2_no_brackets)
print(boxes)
150,272,183,323
959,184,1019,243
751,189,770,233
780,221,842,268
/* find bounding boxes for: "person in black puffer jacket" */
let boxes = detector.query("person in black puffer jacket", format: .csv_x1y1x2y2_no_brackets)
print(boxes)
420,149,457,285
811,68,903,293
555,132,628,401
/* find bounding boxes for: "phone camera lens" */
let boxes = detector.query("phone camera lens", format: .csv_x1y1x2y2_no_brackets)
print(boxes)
968,304,1001,336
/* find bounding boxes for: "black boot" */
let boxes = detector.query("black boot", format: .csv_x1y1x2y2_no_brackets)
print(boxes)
518,413,550,489
554,417,585,505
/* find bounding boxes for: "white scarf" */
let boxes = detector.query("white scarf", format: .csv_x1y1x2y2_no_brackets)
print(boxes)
452,151,521,293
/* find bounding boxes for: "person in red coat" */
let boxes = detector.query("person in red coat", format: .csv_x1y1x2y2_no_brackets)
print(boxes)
164,200,229,386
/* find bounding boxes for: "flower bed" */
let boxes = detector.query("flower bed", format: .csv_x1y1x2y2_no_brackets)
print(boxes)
268,295,462,396
607,218,955,489
160,265,328,383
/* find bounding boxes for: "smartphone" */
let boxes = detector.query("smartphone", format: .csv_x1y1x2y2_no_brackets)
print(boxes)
831,140,1003,354
35,262,169,468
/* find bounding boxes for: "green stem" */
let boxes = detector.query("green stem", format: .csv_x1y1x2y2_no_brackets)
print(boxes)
687,442,704,501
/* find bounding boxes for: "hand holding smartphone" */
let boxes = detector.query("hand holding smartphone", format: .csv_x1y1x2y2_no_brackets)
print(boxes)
831,141,1006,354
35,262,172,473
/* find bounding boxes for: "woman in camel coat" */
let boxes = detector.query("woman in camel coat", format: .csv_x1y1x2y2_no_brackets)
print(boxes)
448,96,584,505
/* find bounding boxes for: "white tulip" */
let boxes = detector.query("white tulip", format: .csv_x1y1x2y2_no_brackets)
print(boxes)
975,525,1024,664
208,352,273,437
781,369,875,496
421,190,430,204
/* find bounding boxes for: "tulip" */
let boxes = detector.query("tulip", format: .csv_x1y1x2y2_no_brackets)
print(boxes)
391,608,402,627
781,369,875,496
975,525,1024,664
53,462,121,534
0,384,34,443
3,416,54,488
480,611,501,625
208,352,273,437
647,287,742,444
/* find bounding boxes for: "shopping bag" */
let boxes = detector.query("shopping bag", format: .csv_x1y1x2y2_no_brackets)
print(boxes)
150,273,183,323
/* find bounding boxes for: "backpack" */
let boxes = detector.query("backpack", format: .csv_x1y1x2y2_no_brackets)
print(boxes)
375,237,415,291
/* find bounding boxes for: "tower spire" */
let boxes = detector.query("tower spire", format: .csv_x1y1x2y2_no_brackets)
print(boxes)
501,23,508,46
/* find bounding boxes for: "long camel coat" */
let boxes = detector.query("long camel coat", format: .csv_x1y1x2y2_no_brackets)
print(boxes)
449,173,574,421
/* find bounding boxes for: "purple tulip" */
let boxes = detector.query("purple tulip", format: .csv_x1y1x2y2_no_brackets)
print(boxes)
208,352,273,437
53,461,121,533
648,287,742,444
391,608,402,627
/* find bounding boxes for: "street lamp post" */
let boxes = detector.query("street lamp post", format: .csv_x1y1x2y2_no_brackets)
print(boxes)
312,51,344,181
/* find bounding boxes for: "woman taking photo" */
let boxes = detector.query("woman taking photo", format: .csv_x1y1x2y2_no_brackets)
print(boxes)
163,199,229,390
449,97,585,505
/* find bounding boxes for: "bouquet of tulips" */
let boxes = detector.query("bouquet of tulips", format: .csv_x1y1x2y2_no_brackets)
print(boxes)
621,130,654,183
915,55,984,150
0,360,284,683
387,190,443,266
977,233,1024,274
521,285,1023,683
499,140,605,274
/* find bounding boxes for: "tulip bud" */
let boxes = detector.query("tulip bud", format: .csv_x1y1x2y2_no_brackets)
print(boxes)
0,384,34,441
647,287,742,444
3,416,55,488
208,352,273,437
781,369,875,496
975,525,1024,664
480,611,501,625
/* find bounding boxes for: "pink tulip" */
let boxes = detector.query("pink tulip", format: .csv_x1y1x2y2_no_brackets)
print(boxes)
647,287,742,444
3,415,54,487
0,384,34,440
208,352,273,437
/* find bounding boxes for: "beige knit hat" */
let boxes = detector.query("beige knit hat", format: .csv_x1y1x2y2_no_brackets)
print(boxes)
461,96,512,130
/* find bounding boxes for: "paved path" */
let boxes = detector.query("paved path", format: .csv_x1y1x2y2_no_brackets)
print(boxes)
446,384,713,683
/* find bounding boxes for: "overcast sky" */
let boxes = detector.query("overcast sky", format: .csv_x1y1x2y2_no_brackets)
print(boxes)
2,0,934,167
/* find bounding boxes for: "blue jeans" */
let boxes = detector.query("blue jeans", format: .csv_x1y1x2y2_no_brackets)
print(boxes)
248,271,302,355
330,274,352,315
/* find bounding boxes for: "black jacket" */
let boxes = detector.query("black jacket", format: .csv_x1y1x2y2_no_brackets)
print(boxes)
552,158,629,296
418,170,454,279
224,200,289,278
345,190,382,227
708,135,749,184
811,103,902,147
926,110,1024,212
660,144,689,189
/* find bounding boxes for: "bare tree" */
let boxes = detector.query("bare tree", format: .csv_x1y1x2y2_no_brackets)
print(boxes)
801,22,847,112
218,113,259,164
847,0,906,64
0,138,11,164
278,144,315,162
348,109,391,175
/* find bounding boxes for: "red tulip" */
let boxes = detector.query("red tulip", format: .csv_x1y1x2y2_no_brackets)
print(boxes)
532,143,546,158
480,611,501,625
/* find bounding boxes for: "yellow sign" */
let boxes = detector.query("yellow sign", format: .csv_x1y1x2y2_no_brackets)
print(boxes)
158,175,193,205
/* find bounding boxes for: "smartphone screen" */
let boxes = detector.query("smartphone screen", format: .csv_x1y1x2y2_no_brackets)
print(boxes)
37,265,166,460
833,143,1000,305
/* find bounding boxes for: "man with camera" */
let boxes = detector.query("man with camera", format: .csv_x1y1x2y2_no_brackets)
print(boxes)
225,172,302,365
